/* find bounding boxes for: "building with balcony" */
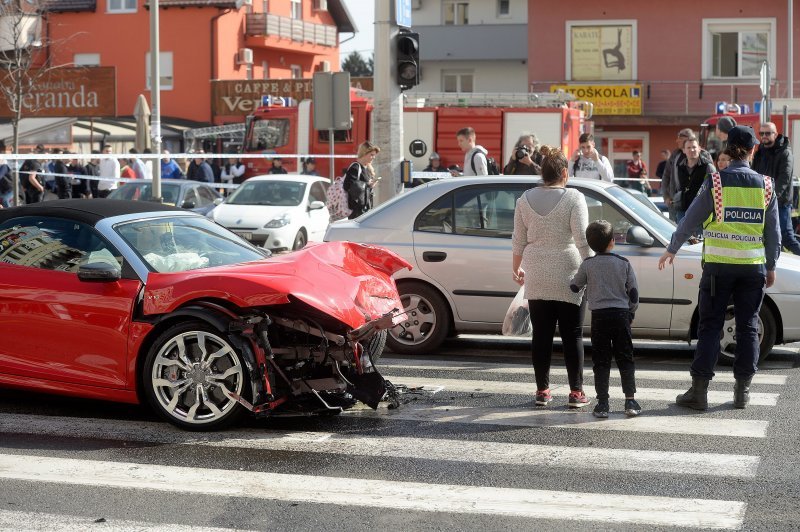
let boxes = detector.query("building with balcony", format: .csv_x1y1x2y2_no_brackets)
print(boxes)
14,0,354,128
528,0,799,180
409,0,529,93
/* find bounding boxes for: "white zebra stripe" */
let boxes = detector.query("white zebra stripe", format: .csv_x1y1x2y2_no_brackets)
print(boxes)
347,405,770,438
382,375,779,405
0,414,759,478
0,509,243,532
379,359,789,385
0,454,746,529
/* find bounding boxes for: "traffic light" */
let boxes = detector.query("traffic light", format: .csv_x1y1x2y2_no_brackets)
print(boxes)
396,31,420,91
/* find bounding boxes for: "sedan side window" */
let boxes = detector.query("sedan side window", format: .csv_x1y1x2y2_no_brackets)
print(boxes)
309,182,327,203
0,216,123,272
196,186,216,206
453,186,525,238
415,194,454,234
183,188,198,207
583,193,635,245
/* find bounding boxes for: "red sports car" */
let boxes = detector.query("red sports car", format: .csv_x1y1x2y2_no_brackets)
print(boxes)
0,200,410,430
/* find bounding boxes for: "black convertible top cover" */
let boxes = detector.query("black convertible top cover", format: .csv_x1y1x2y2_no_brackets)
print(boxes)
0,199,184,226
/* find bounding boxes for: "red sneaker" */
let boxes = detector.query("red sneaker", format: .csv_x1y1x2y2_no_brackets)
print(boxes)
535,389,552,406
568,390,590,408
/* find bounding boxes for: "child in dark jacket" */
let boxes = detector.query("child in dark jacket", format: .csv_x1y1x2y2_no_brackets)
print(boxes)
570,220,641,418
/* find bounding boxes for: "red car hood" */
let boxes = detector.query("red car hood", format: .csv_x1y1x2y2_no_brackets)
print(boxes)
143,242,412,330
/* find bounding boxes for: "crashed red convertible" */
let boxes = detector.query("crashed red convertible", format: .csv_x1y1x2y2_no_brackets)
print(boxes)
0,200,410,430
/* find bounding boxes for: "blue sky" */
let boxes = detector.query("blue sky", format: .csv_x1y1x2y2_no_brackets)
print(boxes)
339,0,375,61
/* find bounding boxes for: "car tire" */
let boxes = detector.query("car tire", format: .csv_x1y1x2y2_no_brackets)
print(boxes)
143,321,249,431
364,329,387,363
292,230,307,250
386,282,450,355
718,303,776,364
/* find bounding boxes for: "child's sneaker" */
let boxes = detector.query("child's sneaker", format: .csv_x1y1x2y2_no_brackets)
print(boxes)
624,398,642,417
568,390,590,408
593,400,609,418
535,389,552,406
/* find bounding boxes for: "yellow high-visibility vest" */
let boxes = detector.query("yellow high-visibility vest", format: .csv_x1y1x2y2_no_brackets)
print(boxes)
702,172,773,265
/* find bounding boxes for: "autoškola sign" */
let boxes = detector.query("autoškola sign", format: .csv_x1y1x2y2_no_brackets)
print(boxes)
550,84,642,115
0,67,116,118
212,77,374,118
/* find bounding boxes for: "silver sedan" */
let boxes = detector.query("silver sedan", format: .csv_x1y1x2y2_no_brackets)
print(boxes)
324,177,800,361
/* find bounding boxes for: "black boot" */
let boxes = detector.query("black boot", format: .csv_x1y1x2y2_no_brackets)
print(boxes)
676,377,709,410
734,377,752,409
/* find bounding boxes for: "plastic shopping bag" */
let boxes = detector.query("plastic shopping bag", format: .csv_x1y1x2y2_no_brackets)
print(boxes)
502,286,532,336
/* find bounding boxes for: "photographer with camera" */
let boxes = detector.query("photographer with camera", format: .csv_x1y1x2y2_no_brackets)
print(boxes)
504,134,542,175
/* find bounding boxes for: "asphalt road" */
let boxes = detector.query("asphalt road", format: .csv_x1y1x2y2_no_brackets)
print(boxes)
0,336,798,531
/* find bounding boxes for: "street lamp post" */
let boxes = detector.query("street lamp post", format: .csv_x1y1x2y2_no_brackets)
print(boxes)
149,0,162,202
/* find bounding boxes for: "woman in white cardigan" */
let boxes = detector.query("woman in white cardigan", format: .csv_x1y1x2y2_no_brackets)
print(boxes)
512,148,593,408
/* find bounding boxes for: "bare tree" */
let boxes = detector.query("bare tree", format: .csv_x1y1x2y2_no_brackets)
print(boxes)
0,0,57,205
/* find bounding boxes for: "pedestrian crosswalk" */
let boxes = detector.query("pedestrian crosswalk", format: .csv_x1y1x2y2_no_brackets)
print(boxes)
0,352,792,530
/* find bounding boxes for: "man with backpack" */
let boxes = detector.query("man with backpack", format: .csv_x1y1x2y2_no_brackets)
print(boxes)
451,127,500,176
569,133,614,182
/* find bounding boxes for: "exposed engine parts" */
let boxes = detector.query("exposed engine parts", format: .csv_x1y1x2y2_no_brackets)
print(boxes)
225,309,397,417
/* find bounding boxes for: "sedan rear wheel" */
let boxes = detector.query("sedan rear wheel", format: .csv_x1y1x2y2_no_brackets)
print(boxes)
386,282,449,355
143,321,248,430
718,304,776,364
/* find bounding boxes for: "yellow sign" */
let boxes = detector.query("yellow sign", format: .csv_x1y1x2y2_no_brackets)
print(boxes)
551,84,642,115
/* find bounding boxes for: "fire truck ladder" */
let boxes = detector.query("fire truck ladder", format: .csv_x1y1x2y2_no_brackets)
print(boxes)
184,123,246,149
403,91,593,118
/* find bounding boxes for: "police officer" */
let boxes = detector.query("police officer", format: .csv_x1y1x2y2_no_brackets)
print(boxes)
657,126,781,410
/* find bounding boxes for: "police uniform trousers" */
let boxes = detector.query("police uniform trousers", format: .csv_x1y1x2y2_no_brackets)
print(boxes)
692,265,765,381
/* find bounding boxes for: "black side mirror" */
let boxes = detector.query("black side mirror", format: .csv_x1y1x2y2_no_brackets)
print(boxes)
78,262,122,282
626,225,655,247
182,200,196,209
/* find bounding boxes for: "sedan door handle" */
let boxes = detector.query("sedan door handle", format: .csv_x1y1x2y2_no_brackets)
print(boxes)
422,251,447,262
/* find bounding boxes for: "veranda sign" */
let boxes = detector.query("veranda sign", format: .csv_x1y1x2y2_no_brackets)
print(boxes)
0,67,116,118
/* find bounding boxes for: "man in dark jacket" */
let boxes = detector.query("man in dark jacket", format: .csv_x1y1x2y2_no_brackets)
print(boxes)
752,122,800,255
52,148,72,199
661,128,694,220
674,137,716,226
186,151,214,183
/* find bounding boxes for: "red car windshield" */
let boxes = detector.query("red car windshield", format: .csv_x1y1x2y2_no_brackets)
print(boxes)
115,216,268,272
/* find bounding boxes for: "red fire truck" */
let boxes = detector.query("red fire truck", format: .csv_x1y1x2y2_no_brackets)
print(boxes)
700,98,800,219
700,99,800,169
237,91,590,178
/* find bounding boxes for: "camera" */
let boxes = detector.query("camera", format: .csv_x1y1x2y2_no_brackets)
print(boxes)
515,144,532,160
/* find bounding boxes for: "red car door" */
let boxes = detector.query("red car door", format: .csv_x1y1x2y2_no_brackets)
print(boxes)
0,220,142,389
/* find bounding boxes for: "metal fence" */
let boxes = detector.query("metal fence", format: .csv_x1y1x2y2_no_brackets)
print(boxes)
529,80,792,116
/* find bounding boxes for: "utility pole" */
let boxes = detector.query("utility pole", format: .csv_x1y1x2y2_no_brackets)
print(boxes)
372,0,403,205
149,0,162,202
789,0,794,99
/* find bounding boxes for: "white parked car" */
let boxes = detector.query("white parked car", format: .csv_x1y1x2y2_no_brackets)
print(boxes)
209,174,330,251
325,176,800,361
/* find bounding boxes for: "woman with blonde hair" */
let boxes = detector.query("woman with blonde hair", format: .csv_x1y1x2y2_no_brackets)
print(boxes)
343,141,381,219
512,146,593,408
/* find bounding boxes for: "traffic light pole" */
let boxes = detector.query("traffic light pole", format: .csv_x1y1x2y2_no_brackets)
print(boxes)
372,0,403,205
